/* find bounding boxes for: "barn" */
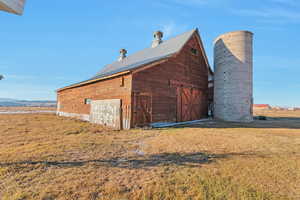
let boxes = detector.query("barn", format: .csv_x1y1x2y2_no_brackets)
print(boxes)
57,29,214,129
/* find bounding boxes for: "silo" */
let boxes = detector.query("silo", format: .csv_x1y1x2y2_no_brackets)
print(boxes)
213,31,253,122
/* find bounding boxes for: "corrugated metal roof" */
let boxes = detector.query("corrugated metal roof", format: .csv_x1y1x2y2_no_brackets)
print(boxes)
58,29,198,91
92,29,197,80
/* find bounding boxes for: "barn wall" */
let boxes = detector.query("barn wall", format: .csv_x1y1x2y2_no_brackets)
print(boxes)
132,33,209,126
57,74,132,127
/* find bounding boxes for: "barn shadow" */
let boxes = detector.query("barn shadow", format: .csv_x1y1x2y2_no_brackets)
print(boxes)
170,117,300,129
0,151,260,169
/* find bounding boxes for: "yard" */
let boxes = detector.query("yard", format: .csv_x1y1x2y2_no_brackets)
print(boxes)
0,110,299,200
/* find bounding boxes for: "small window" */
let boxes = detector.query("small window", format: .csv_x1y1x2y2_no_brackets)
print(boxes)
191,48,198,55
84,98,92,105
120,76,125,87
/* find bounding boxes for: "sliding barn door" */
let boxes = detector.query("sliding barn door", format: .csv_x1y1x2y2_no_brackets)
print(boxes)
177,87,204,122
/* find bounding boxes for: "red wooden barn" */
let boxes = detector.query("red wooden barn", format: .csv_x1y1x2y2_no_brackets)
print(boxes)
57,29,213,129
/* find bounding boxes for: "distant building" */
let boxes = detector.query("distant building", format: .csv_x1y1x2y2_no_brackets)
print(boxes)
287,107,295,111
272,106,283,110
0,0,26,15
253,104,271,110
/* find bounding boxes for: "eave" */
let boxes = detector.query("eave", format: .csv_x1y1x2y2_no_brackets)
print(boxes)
56,71,131,92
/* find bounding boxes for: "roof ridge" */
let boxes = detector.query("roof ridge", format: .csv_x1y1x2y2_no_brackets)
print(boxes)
123,28,197,60
95,29,197,77
58,29,198,91
129,29,197,57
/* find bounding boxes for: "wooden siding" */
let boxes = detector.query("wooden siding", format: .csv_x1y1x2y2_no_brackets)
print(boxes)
57,74,132,128
57,32,210,129
132,33,209,126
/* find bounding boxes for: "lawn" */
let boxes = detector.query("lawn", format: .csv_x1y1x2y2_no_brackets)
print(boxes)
0,110,299,200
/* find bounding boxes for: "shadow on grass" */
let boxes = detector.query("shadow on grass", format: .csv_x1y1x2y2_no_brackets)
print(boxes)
0,152,259,169
172,118,300,129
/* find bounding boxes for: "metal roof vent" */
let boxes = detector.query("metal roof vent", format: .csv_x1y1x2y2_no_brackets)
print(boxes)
118,48,127,61
152,31,163,48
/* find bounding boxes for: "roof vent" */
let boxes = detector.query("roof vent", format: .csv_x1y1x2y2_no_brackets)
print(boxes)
152,31,163,48
118,48,127,61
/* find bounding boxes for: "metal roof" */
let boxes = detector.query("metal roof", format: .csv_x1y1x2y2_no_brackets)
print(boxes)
92,29,197,80
58,29,201,91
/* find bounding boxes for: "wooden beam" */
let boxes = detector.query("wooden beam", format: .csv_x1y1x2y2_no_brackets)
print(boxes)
170,80,207,90
132,58,170,74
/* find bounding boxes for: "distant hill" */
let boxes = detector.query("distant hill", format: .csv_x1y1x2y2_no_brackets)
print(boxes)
0,98,56,107
0,98,16,102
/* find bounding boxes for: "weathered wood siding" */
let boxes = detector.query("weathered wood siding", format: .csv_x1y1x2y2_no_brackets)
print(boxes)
57,74,132,127
132,33,209,126
57,32,210,128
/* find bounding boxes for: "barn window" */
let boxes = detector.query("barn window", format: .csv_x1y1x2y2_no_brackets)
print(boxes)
120,76,125,87
191,48,198,55
84,98,92,105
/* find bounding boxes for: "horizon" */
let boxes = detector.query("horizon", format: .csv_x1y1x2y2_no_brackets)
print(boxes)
0,0,299,107
1,97,299,109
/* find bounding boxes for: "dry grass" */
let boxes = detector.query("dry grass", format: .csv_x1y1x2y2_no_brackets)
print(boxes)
0,107,56,112
0,111,299,200
254,109,300,118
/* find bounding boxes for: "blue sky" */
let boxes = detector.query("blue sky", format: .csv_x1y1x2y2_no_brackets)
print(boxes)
0,0,299,107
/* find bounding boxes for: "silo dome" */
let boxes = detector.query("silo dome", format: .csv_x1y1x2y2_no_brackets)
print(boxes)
213,31,254,122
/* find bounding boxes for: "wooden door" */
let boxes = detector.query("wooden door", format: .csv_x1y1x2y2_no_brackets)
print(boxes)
177,87,203,122
134,93,152,126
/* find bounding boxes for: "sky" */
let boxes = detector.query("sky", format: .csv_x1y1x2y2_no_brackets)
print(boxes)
0,0,299,107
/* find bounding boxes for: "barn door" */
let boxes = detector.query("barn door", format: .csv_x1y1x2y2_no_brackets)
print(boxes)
177,87,203,122
134,93,152,126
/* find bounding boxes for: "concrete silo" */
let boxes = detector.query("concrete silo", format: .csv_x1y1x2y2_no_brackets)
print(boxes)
213,31,253,122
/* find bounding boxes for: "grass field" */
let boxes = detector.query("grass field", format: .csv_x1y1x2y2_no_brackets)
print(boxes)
0,110,299,200
0,107,56,112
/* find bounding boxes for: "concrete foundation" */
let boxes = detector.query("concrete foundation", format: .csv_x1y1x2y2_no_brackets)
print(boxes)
57,112,90,122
